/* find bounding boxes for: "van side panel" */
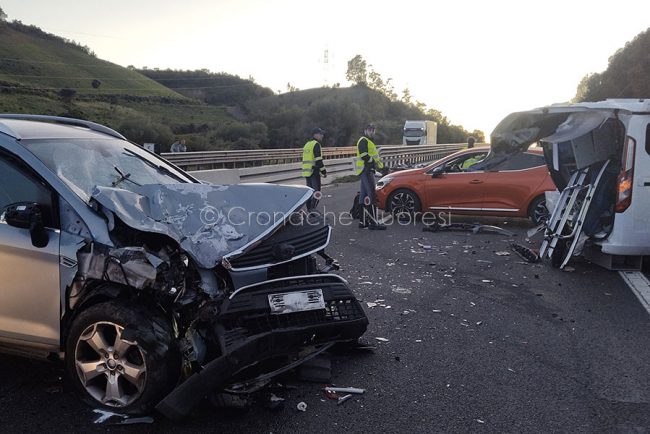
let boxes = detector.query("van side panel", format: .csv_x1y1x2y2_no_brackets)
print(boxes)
601,115,650,255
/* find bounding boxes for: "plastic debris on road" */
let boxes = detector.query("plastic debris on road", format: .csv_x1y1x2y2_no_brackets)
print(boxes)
375,337,389,342
495,251,510,256
296,402,308,412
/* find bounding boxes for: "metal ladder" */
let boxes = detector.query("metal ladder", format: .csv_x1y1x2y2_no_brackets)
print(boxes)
539,160,611,268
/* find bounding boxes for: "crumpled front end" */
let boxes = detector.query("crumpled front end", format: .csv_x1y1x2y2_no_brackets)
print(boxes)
65,182,368,418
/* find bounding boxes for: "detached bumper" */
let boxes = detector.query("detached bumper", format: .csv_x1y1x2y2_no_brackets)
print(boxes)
157,274,368,420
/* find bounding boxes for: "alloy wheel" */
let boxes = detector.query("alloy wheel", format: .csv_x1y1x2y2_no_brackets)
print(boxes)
390,191,416,217
74,322,147,407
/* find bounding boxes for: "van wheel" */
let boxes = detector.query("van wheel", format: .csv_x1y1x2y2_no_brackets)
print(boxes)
388,189,421,219
528,196,549,225
66,300,180,415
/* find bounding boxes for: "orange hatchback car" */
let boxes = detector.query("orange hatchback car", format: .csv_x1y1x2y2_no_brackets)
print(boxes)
375,147,556,224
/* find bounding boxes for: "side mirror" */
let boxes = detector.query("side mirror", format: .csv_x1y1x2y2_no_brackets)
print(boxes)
430,165,445,178
2,202,49,248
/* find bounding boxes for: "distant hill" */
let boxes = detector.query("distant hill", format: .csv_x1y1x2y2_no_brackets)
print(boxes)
0,19,231,149
0,17,481,151
248,86,481,147
0,21,179,97
574,27,650,101
138,69,274,107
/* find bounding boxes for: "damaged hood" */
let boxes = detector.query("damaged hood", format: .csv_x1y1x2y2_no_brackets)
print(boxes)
92,183,313,268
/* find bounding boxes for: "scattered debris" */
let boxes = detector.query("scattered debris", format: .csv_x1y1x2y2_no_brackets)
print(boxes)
423,222,515,236
563,266,576,272
511,243,540,263
93,410,153,425
323,387,365,395
337,394,354,405
495,251,510,256
432,310,442,313
375,337,389,342
296,402,308,412
418,243,433,250
481,279,494,283
476,419,486,424
358,281,373,285
392,287,412,294
366,302,377,308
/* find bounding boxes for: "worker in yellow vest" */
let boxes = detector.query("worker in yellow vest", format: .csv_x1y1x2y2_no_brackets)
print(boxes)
302,127,327,211
355,124,386,230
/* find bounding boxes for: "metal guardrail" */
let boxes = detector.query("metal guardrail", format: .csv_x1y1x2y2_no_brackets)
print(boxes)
164,143,468,171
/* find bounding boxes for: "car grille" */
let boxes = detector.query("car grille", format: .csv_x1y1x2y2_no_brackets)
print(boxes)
221,299,365,348
229,224,329,269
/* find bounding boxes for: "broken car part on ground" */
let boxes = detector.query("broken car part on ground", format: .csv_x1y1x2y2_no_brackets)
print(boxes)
0,115,368,420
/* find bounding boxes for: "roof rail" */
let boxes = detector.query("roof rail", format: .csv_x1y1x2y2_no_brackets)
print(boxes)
0,114,126,140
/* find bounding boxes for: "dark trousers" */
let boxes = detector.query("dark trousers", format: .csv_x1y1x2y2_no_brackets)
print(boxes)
305,172,321,211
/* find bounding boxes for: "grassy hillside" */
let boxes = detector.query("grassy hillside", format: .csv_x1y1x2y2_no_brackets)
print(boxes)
0,21,178,96
0,18,481,151
138,69,274,107
0,20,232,149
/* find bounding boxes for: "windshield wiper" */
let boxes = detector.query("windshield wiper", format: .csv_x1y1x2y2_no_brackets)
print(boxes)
122,149,187,182
112,165,141,187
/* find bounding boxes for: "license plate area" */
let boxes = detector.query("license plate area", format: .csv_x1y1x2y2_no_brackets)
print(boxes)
268,289,326,315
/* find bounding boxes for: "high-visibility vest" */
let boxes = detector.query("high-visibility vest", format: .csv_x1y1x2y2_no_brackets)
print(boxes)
302,140,322,177
354,136,384,175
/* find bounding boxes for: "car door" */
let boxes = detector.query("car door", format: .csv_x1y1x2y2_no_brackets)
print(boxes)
423,152,489,211
0,154,60,347
480,152,548,214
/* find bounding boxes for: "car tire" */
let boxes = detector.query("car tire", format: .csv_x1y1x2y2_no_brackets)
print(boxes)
65,300,180,415
388,189,421,219
528,195,549,225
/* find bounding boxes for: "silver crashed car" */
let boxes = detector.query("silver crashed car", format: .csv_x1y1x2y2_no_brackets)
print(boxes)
0,115,367,419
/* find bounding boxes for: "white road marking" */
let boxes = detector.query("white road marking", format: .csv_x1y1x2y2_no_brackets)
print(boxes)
619,271,650,315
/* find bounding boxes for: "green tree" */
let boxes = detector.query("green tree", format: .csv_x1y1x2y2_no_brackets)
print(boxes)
346,55,368,85
0,7,7,21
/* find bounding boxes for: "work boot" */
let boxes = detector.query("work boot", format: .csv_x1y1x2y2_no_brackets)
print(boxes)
365,205,387,230
359,204,371,228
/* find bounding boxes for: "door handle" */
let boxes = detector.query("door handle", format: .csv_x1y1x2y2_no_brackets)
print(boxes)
469,179,483,184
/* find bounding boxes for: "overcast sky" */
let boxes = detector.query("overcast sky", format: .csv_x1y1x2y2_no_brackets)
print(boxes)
3,0,649,135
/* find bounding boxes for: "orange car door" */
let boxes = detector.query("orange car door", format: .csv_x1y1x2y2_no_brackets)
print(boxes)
423,171,489,211
480,152,548,213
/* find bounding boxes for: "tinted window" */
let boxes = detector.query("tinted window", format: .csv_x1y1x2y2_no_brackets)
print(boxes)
646,123,650,156
0,156,55,227
494,153,545,171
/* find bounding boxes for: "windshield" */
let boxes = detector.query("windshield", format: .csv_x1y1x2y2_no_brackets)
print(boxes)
21,138,194,201
404,128,425,137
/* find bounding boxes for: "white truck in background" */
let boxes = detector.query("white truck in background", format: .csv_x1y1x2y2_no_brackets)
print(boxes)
403,120,437,145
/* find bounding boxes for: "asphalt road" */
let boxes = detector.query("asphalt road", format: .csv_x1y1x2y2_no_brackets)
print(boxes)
1,182,648,433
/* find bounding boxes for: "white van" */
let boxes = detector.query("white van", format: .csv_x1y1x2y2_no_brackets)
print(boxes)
487,99,650,270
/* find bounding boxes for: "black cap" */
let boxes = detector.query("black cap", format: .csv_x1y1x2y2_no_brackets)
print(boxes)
311,127,326,135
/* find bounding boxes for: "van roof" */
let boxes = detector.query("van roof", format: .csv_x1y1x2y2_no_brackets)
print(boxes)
546,98,650,113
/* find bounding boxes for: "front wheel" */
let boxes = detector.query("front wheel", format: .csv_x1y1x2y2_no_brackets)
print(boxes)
66,300,180,415
528,196,549,225
388,189,421,219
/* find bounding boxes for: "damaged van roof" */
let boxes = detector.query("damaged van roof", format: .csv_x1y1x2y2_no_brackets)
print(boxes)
489,99,650,156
